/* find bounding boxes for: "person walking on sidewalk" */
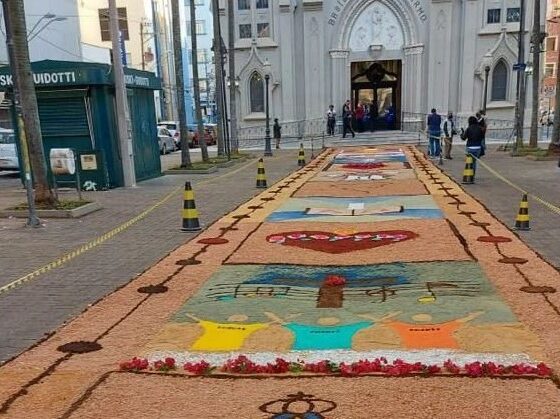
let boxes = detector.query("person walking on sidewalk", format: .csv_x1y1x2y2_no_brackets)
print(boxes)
326,105,336,136
442,112,456,159
273,118,282,149
460,116,484,175
342,100,355,139
427,108,442,157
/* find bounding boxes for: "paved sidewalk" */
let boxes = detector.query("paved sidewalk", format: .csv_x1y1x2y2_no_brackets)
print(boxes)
436,146,560,268
0,149,304,362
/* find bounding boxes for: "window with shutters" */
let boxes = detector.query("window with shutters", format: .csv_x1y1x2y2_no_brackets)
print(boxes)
98,8,129,41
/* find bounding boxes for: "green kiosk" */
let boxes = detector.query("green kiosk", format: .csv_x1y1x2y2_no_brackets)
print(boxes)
0,60,162,189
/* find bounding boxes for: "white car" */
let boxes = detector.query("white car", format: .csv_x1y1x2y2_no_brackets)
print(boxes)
0,128,18,171
158,121,181,149
157,127,176,154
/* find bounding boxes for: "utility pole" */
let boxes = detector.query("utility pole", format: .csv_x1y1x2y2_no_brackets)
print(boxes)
514,0,527,150
140,21,145,71
189,0,209,161
529,0,544,148
227,0,238,154
109,0,136,187
171,0,192,168
2,0,56,208
211,0,225,157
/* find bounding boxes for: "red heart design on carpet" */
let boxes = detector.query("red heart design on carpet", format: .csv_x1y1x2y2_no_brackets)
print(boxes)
266,230,418,254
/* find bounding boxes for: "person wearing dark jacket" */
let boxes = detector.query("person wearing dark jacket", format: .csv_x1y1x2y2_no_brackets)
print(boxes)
273,118,281,149
460,116,484,174
427,108,442,157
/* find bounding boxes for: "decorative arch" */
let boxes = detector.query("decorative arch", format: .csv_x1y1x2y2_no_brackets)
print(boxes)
332,0,421,51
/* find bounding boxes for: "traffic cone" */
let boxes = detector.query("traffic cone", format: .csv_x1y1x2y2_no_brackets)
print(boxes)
181,182,201,232
298,143,306,167
461,154,475,184
256,158,267,188
514,193,530,231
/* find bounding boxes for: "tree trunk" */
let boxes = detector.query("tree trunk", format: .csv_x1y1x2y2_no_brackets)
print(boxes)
171,0,192,168
4,0,56,206
227,0,238,154
189,1,209,162
211,0,225,157
529,0,541,148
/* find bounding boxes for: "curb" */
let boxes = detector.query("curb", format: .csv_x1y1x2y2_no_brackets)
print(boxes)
0,201,102,219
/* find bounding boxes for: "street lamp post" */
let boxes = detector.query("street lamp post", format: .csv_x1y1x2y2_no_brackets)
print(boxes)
264,74,272,156
483,65,490,113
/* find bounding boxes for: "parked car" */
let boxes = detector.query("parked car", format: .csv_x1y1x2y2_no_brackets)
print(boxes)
158,121,181,149
188,124,216,147
0,128,18,171
157,127,176,154
158,121,196,149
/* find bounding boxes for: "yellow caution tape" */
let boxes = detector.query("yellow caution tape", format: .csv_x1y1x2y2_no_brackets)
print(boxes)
0,158,258,296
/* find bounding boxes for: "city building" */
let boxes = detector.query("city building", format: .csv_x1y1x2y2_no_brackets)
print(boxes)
0,0,82,64
184,0,216,122
220,0,542,129
543,0,559,118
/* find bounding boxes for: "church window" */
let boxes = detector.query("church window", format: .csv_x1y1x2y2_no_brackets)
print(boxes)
239,24,252,39
491,60,508,101
256,0,269,8
257,22,270,38
238,0,250,10
487,9,501,24
545,63,556,77
506,7,520,22
250,72,265,113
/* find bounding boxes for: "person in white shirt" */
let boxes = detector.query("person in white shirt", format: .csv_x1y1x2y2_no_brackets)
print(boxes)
326,105,336,136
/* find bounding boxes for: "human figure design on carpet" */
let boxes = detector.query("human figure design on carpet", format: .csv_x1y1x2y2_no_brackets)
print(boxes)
186,312,300,351
282,312,400,350
387,312,484,349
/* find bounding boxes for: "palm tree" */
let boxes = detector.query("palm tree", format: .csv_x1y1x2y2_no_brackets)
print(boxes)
171,0,193,168
189,0,209,162
3,0,56,206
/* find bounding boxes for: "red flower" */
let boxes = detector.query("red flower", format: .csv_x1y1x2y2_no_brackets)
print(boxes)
537,363,552,377
324,275,346,286
443,359,461,374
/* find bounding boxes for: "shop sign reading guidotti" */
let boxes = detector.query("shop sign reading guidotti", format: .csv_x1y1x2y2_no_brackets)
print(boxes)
0,71,77,87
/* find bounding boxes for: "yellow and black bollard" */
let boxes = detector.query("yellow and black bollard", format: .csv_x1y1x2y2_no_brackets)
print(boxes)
256,158,267,188
514,193,530,231
181,181,201,232
461,154,475,184
298,143,306,167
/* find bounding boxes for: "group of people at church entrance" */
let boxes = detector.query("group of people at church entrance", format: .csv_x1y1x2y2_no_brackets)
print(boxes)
427,108,486,173
326,100,397,138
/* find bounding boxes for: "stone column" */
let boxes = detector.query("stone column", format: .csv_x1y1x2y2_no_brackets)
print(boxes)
403,44,425,115
329,49,349,113
279,0,296,121
303,0,324,120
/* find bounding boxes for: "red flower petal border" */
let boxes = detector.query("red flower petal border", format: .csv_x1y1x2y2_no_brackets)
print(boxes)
119,355,554,379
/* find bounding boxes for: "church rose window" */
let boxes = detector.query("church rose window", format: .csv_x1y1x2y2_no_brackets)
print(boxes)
250,72,265,113
491,60,508,101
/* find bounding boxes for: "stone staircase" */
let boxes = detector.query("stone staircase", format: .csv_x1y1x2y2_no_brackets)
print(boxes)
326,130,425,147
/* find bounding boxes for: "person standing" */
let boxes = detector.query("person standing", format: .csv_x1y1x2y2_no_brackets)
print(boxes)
460,116,484,175
476,110,487,156
342,100,355,138
442,112,456,159
326,105,336,136
273,118,282,149
427,108,442,157
355,102,365,132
